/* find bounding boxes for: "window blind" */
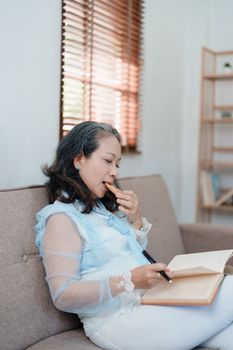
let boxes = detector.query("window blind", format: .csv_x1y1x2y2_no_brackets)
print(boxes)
60,0,144,149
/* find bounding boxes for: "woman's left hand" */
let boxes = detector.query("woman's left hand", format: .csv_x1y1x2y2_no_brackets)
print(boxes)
116,190,142,229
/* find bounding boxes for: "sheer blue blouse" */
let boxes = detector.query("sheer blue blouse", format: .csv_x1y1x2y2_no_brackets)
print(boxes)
35,200,152,336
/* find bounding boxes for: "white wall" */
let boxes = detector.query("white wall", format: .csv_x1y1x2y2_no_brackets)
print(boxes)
1,0,233,223
121,0,186,213
0,0,61,188
180,0,213,222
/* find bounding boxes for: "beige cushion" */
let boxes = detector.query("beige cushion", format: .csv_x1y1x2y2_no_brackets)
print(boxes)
26,329,101,350
0,187,81,350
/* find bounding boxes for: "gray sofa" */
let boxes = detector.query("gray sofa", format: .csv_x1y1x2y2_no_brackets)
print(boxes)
1,174,233,350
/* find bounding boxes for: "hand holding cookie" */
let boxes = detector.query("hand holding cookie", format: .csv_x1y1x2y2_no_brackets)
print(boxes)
105,182,142,229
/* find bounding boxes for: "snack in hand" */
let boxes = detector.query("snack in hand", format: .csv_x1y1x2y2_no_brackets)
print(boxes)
105,182,121,196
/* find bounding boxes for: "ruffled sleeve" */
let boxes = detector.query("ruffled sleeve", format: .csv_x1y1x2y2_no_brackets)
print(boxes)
131,217,152,249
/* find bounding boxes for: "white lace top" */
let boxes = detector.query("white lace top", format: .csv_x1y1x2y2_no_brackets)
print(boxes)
35,199,152,336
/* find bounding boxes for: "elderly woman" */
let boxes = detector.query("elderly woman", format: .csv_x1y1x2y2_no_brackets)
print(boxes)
35,121,233,350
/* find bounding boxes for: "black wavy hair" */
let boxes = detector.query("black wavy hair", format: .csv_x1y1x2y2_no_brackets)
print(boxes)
43,121,121,213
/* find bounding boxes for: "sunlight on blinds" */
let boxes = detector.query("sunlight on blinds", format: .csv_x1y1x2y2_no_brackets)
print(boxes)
61,0,144,149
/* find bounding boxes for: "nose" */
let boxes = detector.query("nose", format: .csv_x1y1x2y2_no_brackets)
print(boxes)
109,163,118,177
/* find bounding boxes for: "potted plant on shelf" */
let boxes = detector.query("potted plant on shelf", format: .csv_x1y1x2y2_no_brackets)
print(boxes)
223,62,232,73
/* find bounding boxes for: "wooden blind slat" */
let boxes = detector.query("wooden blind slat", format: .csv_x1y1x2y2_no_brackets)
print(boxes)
61,0,144,148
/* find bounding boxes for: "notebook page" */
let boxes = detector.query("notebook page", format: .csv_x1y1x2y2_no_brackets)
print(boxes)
168,249,233,273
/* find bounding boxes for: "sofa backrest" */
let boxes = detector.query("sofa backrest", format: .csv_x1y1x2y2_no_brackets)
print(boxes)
0,175,185,350
120,175,185,262
0,186,80,350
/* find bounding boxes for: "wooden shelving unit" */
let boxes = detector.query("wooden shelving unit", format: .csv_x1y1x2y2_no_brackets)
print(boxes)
196,47,233,223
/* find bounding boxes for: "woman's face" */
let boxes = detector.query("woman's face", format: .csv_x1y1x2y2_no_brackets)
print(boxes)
75,135,121,198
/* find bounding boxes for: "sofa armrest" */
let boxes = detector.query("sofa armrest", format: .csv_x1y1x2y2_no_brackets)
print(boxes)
179,223,233,256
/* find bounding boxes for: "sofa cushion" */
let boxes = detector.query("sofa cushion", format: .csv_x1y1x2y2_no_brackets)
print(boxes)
26,329,101,350
0,186,81,350
119,175,185,263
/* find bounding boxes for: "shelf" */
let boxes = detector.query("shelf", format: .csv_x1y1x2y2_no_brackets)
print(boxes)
214,105,233,111
201,160,233,170
197,48,233,223
203,73,233,80
201,204,233,212
213,147,233,153
201,118,233,124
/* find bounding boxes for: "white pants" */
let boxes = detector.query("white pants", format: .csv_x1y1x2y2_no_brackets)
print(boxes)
89,275,233,350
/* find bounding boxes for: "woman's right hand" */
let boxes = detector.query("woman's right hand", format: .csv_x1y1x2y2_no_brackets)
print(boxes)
130,263,174,289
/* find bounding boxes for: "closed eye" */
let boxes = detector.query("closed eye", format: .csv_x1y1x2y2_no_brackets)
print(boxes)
104,159,120,168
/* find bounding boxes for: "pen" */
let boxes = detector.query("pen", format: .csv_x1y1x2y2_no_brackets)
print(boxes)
142,250,172,283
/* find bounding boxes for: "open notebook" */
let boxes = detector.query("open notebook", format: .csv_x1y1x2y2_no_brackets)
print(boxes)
141,249,233,306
